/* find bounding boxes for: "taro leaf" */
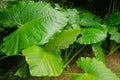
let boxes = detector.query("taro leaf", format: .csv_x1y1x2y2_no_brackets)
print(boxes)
71,57,120,80
77,10,107,45
66,9,80,28
0,1,67,55
109,27,120,43
91,42,104,62
80,12,98,27
77,28,107,44
79,12,102,27
45,28,80,50
104,12,120,26
78,11,108,32
22,46,63,76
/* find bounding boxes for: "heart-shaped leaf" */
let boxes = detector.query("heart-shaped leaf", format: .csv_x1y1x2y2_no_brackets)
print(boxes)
22,46,63,76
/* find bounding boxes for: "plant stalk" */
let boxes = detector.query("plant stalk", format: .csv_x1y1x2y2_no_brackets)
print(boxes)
63,45,85,68
109,44,120,55
64,47,73,63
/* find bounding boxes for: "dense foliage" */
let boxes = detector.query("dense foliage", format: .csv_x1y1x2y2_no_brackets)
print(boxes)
0,0,120,80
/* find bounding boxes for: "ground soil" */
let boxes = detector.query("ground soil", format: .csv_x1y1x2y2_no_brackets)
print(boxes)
31,50,120,80
53,52,120,80
105,51,120,78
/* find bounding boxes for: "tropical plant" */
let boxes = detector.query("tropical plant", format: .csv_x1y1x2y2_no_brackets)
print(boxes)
71,57,120,80
102,0,120,55
104,11,120,55
0,0,120,80
0,1,82,78
0,0,67,78
75,9,108,62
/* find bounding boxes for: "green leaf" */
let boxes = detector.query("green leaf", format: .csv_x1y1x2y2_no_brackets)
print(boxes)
71,57,120,80
71,73,98,80
66,9,80,28
45,28,80,50
77,28,107,44
91,43,104,62
22,46,63,76
77,10,108,45
79,12,102,27
1,1,67,55
104,12,120,26
80,13,98,27
109,27,120,43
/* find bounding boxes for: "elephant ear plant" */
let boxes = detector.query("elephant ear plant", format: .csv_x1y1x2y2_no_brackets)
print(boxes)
70,9,120,80
0,1,67,55
104,12,120,55
0,1,68,78
0,1,120,80
76,10,108,62
0,1,80,78
71,57,120,80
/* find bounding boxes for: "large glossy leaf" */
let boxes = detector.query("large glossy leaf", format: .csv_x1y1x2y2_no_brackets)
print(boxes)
104,12,120,26
91,43,105,62
109,27,120,43
77,28,107,44
45,28,80,50
71,57,120,80
22,46,63,76
0,1,67,55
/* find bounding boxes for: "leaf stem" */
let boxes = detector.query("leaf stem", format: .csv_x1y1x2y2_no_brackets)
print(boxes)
64,47,73,63
63,45,85,68
109,44,120,55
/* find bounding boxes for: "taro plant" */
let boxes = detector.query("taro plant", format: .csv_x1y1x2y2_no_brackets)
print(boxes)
104,12,120,55
0,0,68,78
75,9,108,62
103,0,120,55
0,1,81,79
0,0,120,80
70,57,120,80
